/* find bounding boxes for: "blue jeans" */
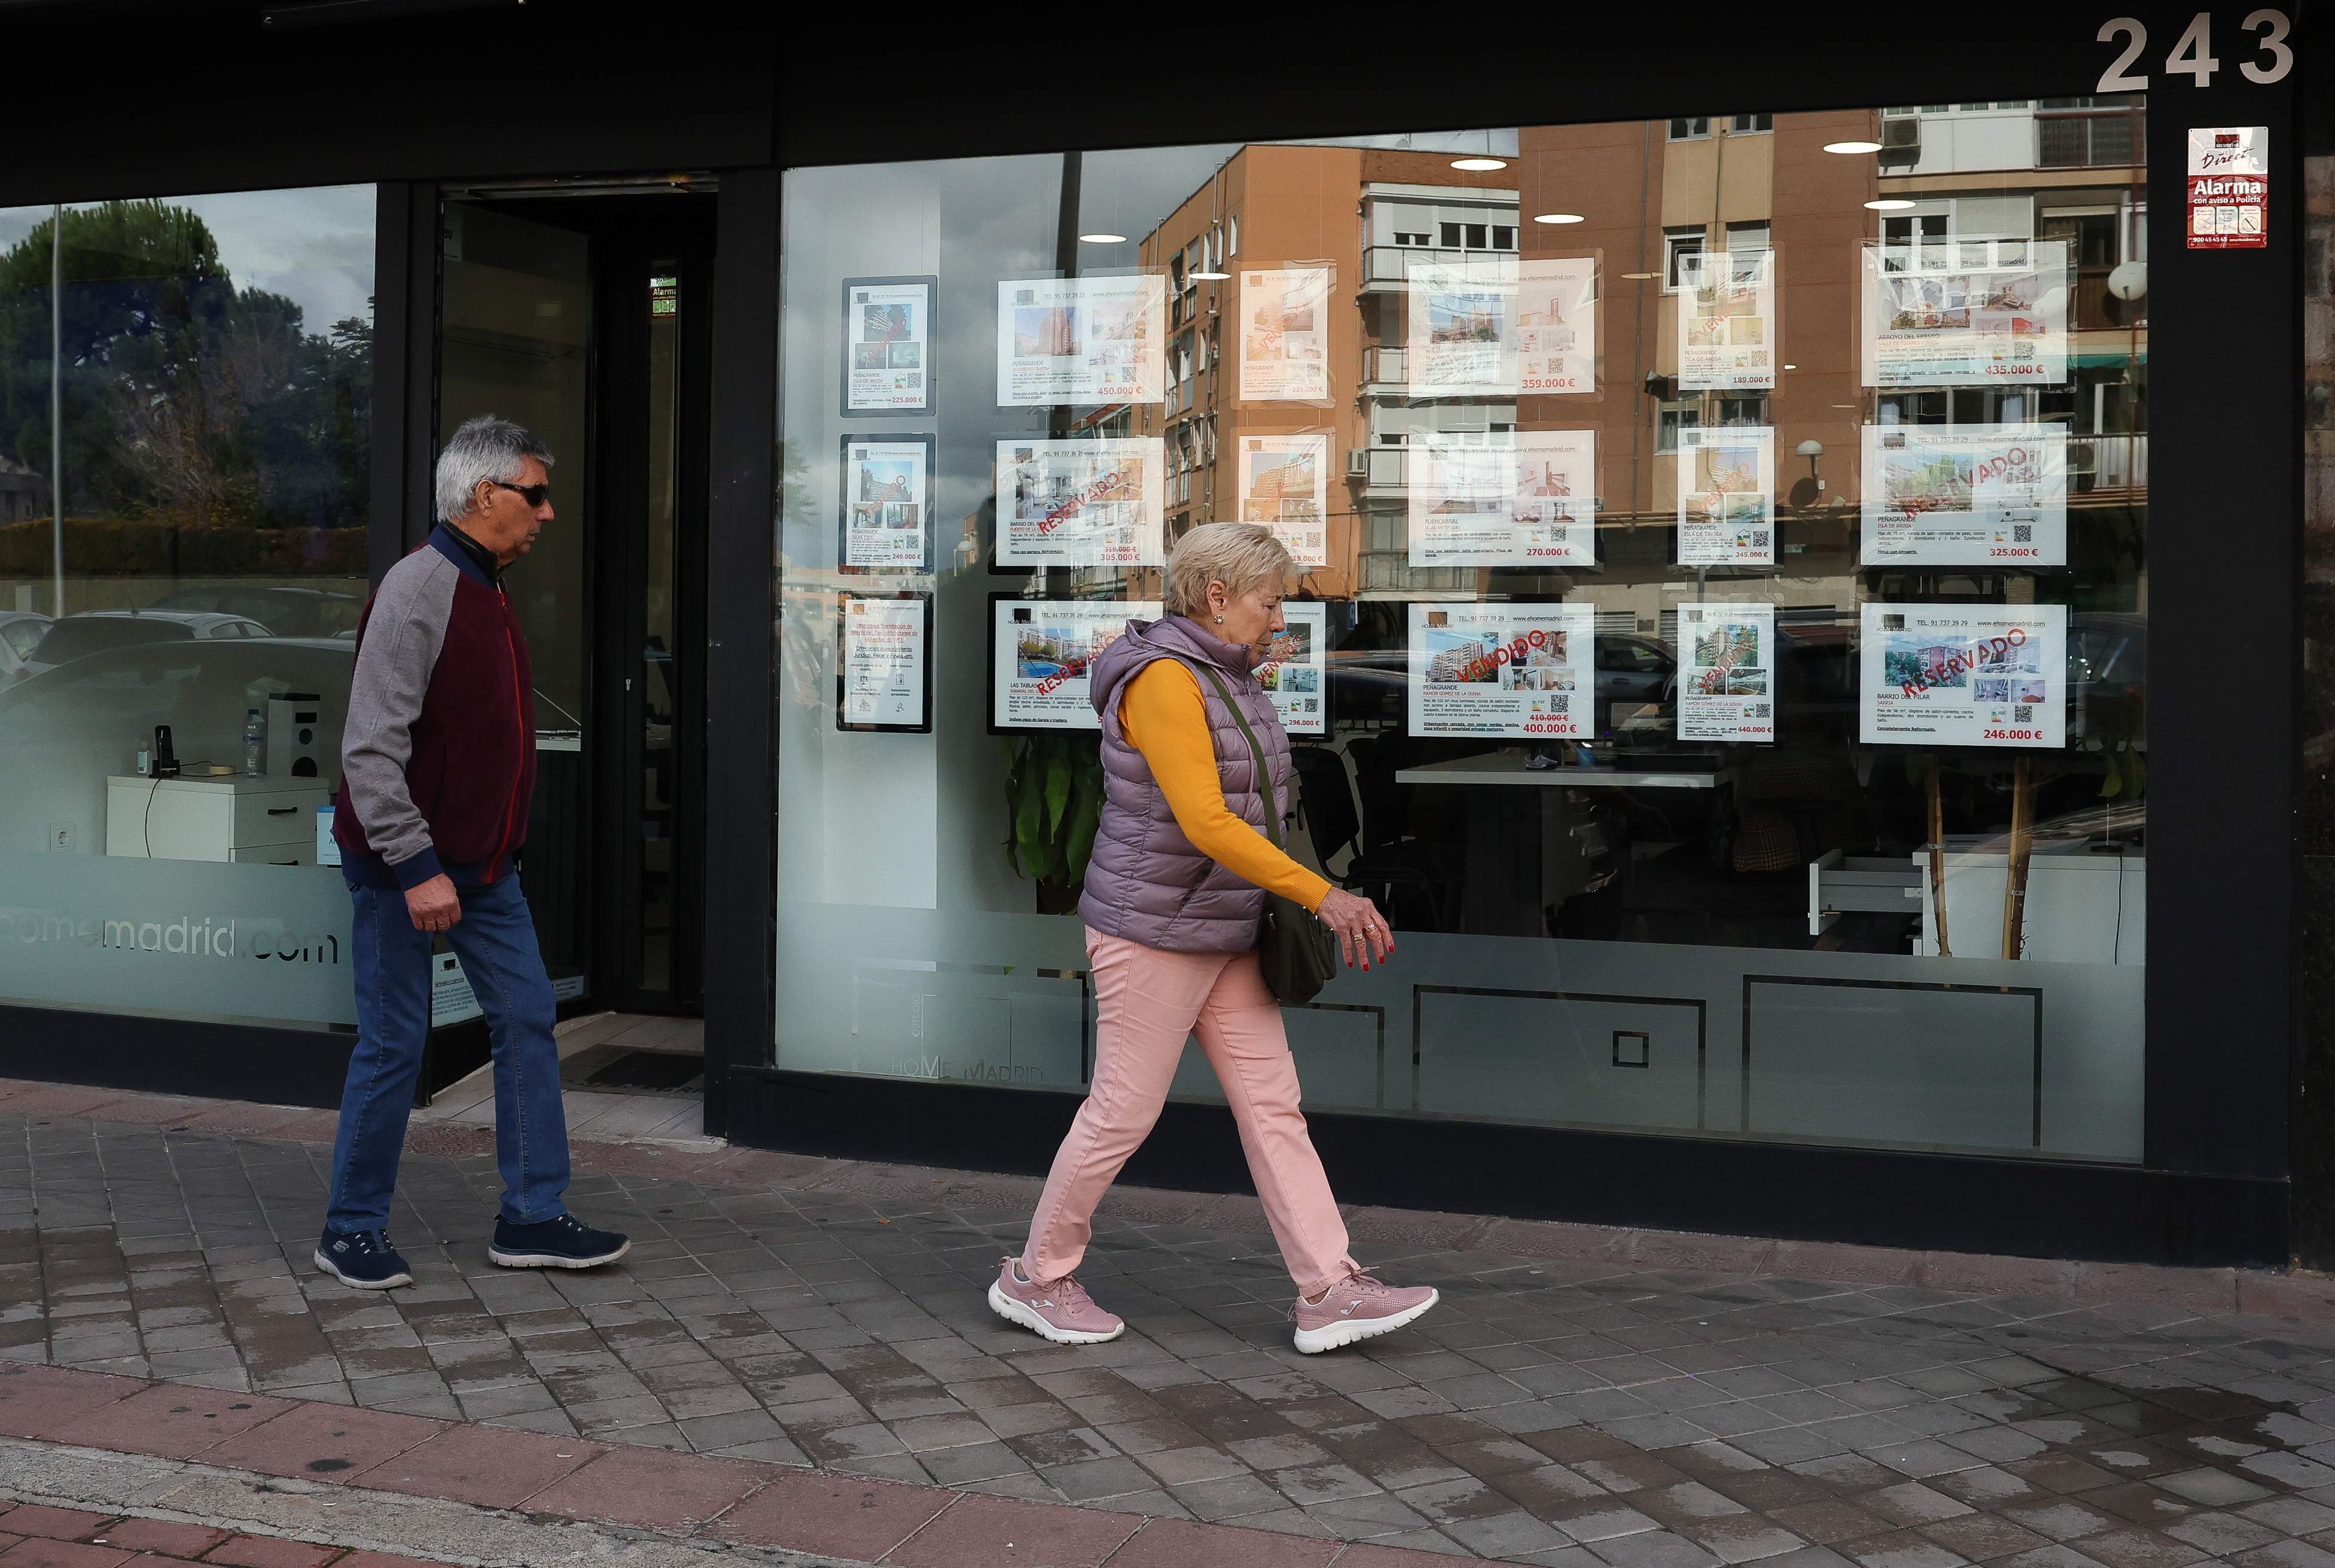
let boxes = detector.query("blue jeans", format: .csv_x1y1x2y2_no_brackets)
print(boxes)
325,871,571,1233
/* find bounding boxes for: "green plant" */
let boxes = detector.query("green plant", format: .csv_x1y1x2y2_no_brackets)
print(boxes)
1003,731,1105,890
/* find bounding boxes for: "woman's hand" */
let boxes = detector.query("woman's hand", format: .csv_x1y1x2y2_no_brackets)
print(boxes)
1315,887,1394,971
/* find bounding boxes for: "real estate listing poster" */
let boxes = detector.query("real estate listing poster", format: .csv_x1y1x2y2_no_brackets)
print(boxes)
1236,433,1330,568
1860,602,2067,749
836,594,931,732
842,276,935,416
992,598,1163,731
1238,268,1333,402
1861,240,2068,388
995,275,1166,407
1408,432,1597,568
1517,258,1596,395
1675,602,1776,743
838,434,933,571
1860,423,2068,566
995,438,1165,568
1676,425,1775,566
1257,601,1328,737
1677,249,1775,391
1407,257,1516,398
1407,602,1595,740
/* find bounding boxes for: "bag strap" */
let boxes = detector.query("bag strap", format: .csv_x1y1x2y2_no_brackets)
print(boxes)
1193,662,1282,852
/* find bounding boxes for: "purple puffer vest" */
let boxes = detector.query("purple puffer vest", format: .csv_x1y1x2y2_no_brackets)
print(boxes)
1078,615,1294,954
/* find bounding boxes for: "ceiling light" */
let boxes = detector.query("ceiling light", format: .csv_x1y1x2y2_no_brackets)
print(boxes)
1450,157,1508,172
1078,231,1128,244
1619,271,1658,280
1864,199,1916,211
1783,364,1797,370
1533,212,1585,225
1191,270,1230,280
1824,140,1885,154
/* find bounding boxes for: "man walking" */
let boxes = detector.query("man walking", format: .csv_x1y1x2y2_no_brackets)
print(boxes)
316,414,628,1289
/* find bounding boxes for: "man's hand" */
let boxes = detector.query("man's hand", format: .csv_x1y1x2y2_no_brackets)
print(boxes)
406,874,461,934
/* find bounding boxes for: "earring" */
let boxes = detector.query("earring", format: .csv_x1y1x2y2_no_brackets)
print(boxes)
1214,615,1224,624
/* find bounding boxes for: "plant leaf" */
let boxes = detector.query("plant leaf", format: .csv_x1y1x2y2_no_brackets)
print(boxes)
1043,751,1072,838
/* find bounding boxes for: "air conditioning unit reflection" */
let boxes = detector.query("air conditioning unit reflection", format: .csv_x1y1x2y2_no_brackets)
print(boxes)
1878,116,1922,169
1346,448,1369,478
2065,442,2098,475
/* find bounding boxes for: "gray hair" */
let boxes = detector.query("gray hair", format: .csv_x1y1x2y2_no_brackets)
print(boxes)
434,414,554,523
1164,523,1294,618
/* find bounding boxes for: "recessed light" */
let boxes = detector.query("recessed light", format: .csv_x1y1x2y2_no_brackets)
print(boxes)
1450,157,1508,172
1191,270,1230,280
1078,231,1128,244
1619,271,1658,280
1824,140,1885,154
1533,212,1585,225
1864,199,1916,211
1783,364,1797,370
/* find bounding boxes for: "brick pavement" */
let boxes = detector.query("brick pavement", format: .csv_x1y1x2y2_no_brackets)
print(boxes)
0,1497,452,1568
7,1078,2335,1564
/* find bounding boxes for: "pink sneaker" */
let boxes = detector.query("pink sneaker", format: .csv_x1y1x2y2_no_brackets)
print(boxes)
1292,1271,1439,1354
987,1258,1125,1344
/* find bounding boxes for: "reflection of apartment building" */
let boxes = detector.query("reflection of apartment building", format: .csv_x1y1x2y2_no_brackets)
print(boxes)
1136,108,2145,626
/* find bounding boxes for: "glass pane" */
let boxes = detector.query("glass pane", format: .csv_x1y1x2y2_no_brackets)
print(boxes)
777,102,2148,1163
0,186,374,1030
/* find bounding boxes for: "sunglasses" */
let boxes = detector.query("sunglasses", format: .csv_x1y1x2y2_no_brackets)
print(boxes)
489,480,552,507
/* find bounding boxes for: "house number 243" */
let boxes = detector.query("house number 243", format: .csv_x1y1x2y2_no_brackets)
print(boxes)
2098,11,2293,90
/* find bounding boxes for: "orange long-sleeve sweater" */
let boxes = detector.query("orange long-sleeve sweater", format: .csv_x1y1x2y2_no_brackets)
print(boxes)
1117,660,1333,913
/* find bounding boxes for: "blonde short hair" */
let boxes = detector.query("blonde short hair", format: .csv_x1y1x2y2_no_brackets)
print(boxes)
1163,523,1294,618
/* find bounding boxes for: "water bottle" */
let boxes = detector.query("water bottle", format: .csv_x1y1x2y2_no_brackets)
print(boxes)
243,709,266,776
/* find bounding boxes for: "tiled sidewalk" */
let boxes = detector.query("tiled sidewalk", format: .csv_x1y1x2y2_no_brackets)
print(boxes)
0,1496,450,1568
7,1079,2335,1565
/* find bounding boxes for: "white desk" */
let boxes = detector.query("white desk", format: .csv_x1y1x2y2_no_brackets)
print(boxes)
1397,752,1720,790
105,774,329,865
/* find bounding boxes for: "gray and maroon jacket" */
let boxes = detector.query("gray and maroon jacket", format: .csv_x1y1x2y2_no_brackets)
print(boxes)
1078,614,1293,954
332,522,536,890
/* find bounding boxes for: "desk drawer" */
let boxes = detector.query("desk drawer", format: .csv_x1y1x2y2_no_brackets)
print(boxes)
229,841,319,868
234,789,327,847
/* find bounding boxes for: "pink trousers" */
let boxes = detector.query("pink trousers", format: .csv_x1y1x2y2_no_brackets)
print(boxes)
1021,928,1358,1298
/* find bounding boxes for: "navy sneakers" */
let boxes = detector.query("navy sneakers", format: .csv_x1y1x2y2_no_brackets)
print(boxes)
489,1213,630,1270
313,1227,414,1289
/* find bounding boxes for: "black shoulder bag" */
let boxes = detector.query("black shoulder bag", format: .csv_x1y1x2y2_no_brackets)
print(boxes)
1195,664,1340,1005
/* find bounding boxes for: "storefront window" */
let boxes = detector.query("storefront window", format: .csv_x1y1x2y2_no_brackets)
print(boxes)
0,187,374,1030
777,106,2148,1162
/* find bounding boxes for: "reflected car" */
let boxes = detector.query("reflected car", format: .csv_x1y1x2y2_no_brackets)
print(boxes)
148,585,362,640
0,637,353,860
23,611,273,676
0,610,48,689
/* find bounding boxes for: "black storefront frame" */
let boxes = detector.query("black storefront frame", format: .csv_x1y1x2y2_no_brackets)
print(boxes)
0,2,2304,1268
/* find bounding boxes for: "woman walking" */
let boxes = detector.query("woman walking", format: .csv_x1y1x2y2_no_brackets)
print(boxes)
989,524,1438,1355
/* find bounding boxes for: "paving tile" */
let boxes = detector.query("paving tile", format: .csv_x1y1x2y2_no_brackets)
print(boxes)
47,1384,293,1459
0,1540,136,1567
346,1421,603,1509
704,1467,952,1558
202,1536,340,1568
525,1444,768,1528
83,1520,228,1558
881,1494,1142,1567
1096,1516,1339,1567
199,1401,444,1479
0,1365,144,1438
0,1511,112,1545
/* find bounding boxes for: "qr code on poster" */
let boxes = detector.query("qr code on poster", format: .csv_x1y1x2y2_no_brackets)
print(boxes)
2014,705,2034,722
2013,525,2033,543
1752,703,1771,718
1550,695,1570,712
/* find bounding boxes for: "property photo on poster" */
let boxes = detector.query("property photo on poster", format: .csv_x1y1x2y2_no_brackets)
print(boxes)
1409,432,1596,566
842,276,935,416
995,275,1166,407
995,439,1164,568
838,434,933,572
1861,239,2069,388
836,594,931,732
1257,601,1328,737
1407,602,1595,739
1407,257,1516,398
1676,602,1776,743
1860,603,2067,748
1860,423,2068,566
1676,425,1774,566
1236,434,1330,568
1677,249,1775,391
1238,268,1332,402
992,598,1163,731
1517,257,1596,395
